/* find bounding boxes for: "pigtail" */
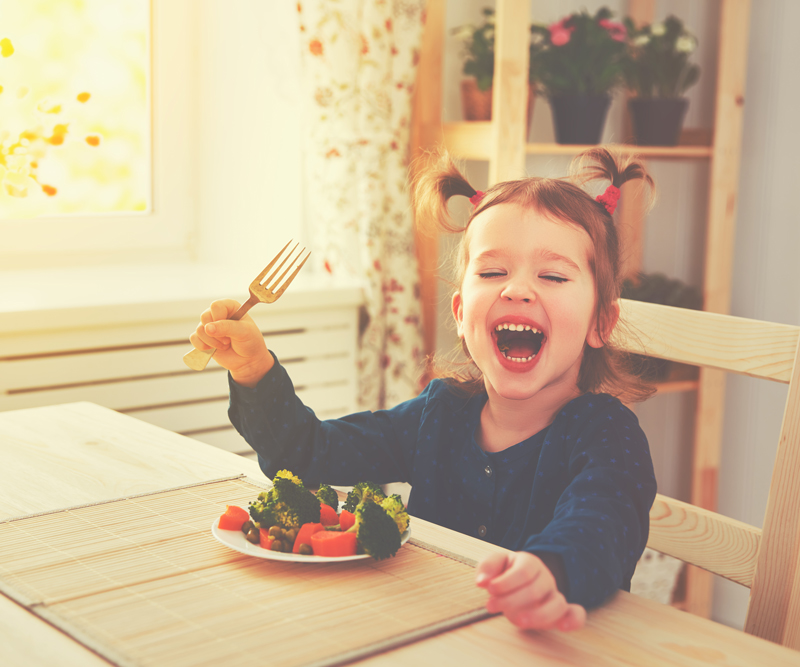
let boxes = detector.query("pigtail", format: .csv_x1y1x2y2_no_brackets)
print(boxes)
569,147,656,215
411,150,481,235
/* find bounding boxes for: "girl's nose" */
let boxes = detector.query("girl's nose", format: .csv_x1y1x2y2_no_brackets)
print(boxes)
500,281,536,303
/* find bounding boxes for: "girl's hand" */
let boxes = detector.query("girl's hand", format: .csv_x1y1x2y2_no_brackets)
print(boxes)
476,551,586,632
189,299,274,387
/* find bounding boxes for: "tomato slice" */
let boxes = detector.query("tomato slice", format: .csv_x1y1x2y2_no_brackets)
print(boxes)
319,503,339,526
292,522,325,554
310,530,358,557
338,509,356,532
218,504,250,531
259,528,274,550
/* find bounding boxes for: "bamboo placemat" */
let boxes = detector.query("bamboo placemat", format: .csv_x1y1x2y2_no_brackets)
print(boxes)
0,476,491,667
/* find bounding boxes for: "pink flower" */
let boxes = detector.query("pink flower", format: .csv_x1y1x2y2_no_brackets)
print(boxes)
549,18,574,46
599,19,627,42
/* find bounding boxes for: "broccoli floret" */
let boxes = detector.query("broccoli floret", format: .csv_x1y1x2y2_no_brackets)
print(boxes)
274,470,304,486
316,484,339,512
347,499,401,560
248,475,321,531
342,481,386,513
380,494,409,535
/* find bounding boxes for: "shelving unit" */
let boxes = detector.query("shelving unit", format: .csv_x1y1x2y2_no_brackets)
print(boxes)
411,0,751,618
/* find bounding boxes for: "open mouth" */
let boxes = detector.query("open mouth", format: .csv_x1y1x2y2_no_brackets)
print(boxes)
494,323,545,363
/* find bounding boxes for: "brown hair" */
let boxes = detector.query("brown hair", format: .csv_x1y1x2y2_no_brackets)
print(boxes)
411,147,656,403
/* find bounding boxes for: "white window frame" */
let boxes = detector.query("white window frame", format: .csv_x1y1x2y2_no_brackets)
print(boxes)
0,0,198,271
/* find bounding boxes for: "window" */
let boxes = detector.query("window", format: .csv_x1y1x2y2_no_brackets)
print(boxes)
0,0,197,270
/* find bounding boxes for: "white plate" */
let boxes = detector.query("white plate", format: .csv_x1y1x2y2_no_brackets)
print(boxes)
211,519,410,563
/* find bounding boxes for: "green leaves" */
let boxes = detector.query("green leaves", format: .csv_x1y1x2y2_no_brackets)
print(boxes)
529,8,628,97
453,8,495,91
622,14,701,98
454,8,700,99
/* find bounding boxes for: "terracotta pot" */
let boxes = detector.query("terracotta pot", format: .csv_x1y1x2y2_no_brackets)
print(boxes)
460,78,535,135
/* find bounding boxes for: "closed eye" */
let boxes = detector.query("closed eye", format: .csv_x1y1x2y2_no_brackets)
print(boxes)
479,271,506,279
542,275,568,284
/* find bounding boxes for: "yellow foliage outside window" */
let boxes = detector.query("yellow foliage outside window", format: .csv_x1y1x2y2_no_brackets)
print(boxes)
0,0,149,218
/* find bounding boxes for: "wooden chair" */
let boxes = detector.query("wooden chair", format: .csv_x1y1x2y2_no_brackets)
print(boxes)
612,299,800,649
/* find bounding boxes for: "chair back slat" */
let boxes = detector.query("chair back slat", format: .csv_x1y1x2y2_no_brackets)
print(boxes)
614,299,799,383
648,494,760,588
744,334,800,648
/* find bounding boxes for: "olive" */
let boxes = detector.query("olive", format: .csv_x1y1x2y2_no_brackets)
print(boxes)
298,543,313,556
268,525,283,538
240,520,254,535
245,527,260,544
270,539,285,552
285,528,298,544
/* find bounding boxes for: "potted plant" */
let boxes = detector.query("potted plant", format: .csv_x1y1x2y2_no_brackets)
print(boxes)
621,272,703,381
529,7,627,145
453,8,534,132
622,15,701,146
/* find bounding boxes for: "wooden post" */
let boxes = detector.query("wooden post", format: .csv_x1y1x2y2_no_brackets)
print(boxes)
744,335,800,647
488,0,529,184
617,0,656,280
410,0,445,368
687,0,752,618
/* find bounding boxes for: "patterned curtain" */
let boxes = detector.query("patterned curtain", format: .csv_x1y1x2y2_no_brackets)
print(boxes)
297,0,426,410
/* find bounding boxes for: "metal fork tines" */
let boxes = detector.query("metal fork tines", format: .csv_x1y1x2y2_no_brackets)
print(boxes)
250,240,310,303
183,241,310,371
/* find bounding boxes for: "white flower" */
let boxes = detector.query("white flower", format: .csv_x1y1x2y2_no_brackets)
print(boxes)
675,35,696,53
452,25,474,41
531,32,544,45
633,35,650,46
651,22,666,36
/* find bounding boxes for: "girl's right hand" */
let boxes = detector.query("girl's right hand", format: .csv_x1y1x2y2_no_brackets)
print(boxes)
189,299,274,388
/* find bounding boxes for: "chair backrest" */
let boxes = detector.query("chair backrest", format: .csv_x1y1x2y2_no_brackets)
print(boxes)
612,299,800,648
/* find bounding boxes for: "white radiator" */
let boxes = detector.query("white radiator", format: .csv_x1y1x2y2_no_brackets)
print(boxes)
0,275,362,457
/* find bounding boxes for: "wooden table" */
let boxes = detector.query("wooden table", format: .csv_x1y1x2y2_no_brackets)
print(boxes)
1,402,798,667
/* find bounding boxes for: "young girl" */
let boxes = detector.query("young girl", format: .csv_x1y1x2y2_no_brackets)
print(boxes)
189,147,657,633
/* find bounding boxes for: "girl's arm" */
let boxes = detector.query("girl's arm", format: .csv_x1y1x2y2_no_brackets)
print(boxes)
521,418,656,611
228,353,426,486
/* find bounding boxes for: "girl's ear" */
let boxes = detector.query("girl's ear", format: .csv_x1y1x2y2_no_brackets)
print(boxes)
587,300,620,349
451,291,465,338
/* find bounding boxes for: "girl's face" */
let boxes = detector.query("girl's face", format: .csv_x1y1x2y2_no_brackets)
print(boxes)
452,202,614,404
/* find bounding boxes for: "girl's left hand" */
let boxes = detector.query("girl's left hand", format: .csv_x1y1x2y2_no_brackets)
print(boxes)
476,551,586,631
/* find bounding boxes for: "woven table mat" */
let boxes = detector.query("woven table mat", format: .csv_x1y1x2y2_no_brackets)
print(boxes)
0,477,490,667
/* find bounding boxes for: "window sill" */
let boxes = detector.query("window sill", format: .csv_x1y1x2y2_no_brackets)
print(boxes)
0,262,364,334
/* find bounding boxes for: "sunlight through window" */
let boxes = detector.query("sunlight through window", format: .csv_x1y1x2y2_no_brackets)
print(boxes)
0,0,149,219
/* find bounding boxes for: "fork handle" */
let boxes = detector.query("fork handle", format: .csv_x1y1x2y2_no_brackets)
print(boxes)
183,296,259,371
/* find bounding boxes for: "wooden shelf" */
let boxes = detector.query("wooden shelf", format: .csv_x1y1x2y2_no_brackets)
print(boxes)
440,122,713,161
526,142,713,160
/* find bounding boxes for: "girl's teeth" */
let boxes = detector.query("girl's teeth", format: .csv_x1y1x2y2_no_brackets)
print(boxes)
501,352,535,362
495,323,541,333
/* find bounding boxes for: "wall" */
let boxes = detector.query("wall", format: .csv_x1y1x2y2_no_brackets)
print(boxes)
195,0,306,283
437,0,800,629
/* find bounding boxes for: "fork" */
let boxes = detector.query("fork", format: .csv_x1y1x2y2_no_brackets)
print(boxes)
182,240,310,371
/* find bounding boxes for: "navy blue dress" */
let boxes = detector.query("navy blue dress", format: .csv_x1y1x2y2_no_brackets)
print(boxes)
228,354,656,610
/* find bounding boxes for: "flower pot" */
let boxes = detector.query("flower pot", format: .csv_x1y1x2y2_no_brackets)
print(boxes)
550,95,611,144
629,98,689,146
460,78,535,135
549,94,611,145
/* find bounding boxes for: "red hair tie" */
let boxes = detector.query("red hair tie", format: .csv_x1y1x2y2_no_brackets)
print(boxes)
596,184,621,215
469,190,485,207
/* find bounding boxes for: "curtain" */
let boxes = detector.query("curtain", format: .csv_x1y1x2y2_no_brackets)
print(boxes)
298,0,427,410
